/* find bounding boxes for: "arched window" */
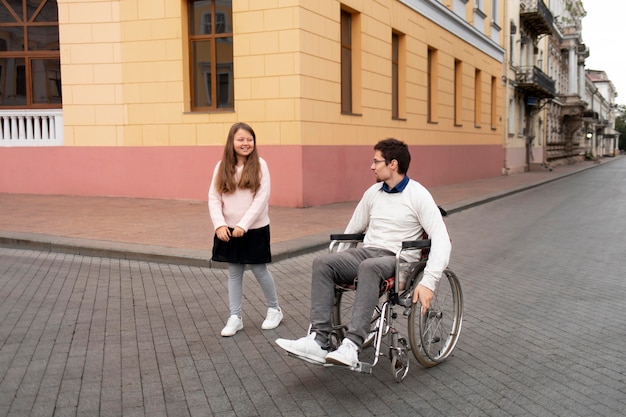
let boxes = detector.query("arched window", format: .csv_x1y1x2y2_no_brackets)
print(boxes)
0,0,60,108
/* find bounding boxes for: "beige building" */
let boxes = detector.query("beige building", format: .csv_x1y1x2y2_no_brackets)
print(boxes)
2,0,504,207
504,0,618,174
585,69,619,157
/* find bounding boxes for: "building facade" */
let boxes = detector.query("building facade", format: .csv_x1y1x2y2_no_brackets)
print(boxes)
585,69,619,157
504,0,618,174
0,0,505,207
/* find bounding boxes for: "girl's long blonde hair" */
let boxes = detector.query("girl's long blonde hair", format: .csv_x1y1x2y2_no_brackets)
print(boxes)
214,122,262,194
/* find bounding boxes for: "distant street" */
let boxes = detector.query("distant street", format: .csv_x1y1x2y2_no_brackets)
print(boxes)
1,159,625,416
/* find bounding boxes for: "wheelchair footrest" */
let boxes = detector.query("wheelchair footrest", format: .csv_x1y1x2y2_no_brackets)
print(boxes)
286,352,373,374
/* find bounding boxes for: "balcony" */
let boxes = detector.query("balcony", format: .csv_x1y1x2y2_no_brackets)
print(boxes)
520,0,554,37
0,110,63,146
558,94,586,117
515,66,556,99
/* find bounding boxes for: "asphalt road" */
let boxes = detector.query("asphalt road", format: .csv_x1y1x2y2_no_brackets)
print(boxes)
1,159,625,416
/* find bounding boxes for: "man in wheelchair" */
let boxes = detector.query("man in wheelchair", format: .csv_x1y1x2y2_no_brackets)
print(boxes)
276,138,451,368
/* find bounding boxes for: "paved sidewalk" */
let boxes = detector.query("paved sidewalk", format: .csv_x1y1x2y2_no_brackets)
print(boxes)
0,157,619,266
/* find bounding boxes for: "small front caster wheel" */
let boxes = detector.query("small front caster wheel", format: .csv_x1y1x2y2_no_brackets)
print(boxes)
391,338,410,382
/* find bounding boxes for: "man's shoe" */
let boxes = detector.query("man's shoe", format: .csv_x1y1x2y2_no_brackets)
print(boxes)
221,315,243,337
261,307,283,330
326,338,359,367
275,333,328,364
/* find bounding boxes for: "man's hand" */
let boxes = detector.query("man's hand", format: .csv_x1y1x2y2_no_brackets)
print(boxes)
412,284,434,316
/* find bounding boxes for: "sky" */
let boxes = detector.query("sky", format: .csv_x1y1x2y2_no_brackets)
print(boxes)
581,1,626,104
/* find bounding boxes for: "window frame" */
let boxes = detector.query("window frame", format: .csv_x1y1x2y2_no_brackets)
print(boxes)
340,9,353,114
188,0,234,112
474,68,482,127
0,0,61,109
454,59,463,126
427,47,439,123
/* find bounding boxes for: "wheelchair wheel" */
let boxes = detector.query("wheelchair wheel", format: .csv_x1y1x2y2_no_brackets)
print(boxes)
407,267,463,367
332,288,385,350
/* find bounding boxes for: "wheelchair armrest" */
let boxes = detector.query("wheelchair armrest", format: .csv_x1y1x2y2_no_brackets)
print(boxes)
330,233,365,241
401,239,431,249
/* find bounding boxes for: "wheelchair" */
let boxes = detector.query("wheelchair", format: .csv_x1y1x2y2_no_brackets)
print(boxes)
326,233,463,382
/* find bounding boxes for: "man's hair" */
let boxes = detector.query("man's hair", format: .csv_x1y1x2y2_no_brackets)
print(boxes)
374,138,411,174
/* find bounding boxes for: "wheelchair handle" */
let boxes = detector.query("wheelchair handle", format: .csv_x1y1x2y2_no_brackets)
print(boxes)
401,239,431,249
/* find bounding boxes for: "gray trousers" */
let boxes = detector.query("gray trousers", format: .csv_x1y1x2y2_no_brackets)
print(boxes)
227,263,279,317
310,247,395,349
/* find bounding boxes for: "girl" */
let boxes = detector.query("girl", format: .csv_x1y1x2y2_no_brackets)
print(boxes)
208,122,283,336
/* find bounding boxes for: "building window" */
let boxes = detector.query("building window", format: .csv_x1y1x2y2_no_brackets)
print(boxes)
189,0,233,111
340,7,361,115
427,47,438,123
392,31,405,120
0,0,60,108
490,75,497,129
454,59,462,126
474,69,481,127
341,9,352,114
508,97,515,135
392,33,399,119
491,0,498,23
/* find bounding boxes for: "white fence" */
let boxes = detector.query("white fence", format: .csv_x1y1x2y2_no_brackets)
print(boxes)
0,110,64,146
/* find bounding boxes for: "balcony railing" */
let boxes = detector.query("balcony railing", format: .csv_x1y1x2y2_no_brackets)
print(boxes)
0,110,63,146
520,0,554,37
515,66,556,99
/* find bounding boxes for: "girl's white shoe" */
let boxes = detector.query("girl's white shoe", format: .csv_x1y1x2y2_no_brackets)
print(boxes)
261,308,283,330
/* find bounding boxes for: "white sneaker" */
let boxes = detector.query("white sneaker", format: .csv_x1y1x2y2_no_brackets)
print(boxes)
275,332,328,364
325,338,359,367
221,315,243,337
261,307,283,330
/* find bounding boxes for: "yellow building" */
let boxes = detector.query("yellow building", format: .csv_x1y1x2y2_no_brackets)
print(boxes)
0,0,505,208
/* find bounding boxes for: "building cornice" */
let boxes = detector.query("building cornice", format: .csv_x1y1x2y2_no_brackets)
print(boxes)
398,0,505,62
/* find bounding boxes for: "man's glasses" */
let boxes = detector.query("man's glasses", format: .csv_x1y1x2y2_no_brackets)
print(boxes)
372,159,387,165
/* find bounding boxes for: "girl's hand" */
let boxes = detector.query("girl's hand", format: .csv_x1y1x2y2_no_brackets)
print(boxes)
232,226,245,238
216,226,231,242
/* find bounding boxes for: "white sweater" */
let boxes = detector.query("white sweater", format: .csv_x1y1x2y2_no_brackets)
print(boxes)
344,179,451,291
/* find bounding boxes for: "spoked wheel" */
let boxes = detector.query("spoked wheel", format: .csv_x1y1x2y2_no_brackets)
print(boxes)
332,287,386,350
408,267,463,367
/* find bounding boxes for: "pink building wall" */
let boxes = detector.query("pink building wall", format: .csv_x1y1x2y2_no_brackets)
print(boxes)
0,144,503,207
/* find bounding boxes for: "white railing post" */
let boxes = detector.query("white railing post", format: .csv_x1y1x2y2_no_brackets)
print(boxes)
18,116,25,139
26,115,34,139
41,116,49,140
34,115,41,139
1,116,9,140
49,116,56,139
10,116,18,140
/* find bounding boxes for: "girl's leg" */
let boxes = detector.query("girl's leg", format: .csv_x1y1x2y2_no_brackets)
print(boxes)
249,263,279,309
250,263,282,330
227,263,245,317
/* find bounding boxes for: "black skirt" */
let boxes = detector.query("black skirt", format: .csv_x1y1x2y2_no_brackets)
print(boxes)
212,224,272,264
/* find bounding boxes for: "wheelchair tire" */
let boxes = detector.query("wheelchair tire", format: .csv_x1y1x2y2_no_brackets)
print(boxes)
407,266,463,367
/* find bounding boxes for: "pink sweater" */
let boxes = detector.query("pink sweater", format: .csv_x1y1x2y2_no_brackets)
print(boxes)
208,158,271,232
